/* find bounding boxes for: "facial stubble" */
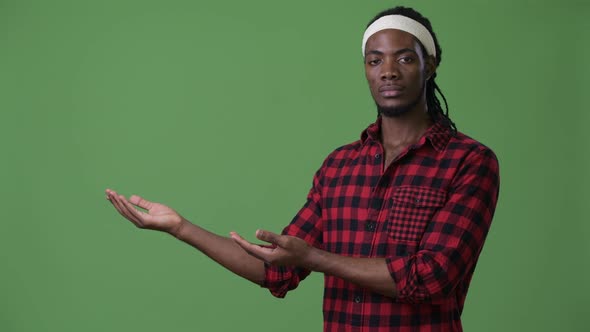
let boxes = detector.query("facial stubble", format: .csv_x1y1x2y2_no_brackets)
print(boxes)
376,80,426,118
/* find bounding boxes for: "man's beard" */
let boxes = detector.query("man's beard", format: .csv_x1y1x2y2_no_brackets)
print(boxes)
377,84,425,118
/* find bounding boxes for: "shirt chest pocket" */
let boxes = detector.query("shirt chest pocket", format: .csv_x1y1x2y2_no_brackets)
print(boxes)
388,186,447,243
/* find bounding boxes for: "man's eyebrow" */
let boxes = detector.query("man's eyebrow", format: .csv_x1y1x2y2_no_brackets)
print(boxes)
365,48,418,56
394,48,418,55
366,50,384,56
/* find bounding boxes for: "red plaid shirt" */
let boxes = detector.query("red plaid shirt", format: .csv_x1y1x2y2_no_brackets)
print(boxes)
263,117,500,331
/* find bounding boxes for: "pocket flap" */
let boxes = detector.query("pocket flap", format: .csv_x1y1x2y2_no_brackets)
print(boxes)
392,186,447,208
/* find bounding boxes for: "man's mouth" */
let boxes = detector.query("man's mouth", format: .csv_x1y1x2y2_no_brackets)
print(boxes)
379,85,404,97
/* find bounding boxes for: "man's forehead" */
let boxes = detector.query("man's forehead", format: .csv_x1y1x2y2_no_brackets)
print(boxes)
365,29,421,53
361,15,436,58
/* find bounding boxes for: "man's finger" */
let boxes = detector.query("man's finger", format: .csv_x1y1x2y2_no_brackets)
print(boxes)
121,196,151,224
129,195,153,210
256,230,285,247
115,195,144,227
106,189,120,198
230,232,254,248
116,195,143,226
106,190,143,227
230,232,273,262
109,194,142,227
230,232,265,259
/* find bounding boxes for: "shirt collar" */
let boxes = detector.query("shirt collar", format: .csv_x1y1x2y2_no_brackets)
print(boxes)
360,116,452,152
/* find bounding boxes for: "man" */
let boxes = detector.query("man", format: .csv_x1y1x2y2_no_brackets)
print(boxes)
106,6,500,331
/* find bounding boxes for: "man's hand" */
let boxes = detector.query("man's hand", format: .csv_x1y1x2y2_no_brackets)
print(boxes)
106,189,185,236
230,230,314,268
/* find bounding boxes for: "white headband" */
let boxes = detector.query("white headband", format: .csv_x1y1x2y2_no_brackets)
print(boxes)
362,15,436,58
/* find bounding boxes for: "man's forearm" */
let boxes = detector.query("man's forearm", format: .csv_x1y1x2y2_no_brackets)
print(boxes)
305,247,397,298
173,219,266,285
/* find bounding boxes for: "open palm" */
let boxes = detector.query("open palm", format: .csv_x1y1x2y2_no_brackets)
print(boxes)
106,189,183,234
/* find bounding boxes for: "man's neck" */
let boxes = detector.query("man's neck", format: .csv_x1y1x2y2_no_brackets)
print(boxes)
380,108,432,150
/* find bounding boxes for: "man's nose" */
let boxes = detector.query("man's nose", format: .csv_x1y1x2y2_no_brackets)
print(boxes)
380,59,399,80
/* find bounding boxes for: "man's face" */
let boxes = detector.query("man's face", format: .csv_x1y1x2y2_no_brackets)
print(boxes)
364,29,434,117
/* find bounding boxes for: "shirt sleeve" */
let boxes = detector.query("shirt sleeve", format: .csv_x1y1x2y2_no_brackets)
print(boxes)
262,157,327,298
386,147,500,304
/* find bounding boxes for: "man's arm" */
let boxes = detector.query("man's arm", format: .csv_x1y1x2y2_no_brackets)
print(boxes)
231,230,397,297
387,148,500,303
233,147,500,301
106,189,265,285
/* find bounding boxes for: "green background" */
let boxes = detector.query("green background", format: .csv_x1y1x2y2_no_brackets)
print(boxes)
1,0,588,331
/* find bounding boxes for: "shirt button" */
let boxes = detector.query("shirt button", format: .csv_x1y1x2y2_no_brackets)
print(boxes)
375,153,381,159
354,295,362,303
365,221,376,232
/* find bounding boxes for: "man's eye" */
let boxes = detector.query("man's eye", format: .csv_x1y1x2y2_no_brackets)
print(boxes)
399,56,414,64
368,59,382,66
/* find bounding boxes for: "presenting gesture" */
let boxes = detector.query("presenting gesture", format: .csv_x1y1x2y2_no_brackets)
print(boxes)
105,189,184,236
230,230,313,267
105,188,267,284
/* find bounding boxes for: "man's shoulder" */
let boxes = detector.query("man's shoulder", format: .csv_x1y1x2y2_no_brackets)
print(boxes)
449,130,499,165
333,139,365,154
323,139,365,162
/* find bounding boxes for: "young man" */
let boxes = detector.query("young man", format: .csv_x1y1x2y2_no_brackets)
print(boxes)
106,6,500,331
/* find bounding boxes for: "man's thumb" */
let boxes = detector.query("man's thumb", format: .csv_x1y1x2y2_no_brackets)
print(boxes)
129,195,153,210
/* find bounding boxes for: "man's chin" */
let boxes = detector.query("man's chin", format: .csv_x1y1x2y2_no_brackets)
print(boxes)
376,93,423,118
377,104,412,118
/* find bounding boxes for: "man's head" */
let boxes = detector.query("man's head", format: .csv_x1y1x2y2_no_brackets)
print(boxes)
363,7,455,131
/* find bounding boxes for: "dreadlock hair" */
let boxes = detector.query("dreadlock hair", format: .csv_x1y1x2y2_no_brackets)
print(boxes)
367,6,457,134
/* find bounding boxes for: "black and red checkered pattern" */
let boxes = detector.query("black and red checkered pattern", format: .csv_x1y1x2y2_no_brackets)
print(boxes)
263,117,500,331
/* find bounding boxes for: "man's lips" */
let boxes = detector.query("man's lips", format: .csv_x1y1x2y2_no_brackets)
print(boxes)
379,85,404,97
